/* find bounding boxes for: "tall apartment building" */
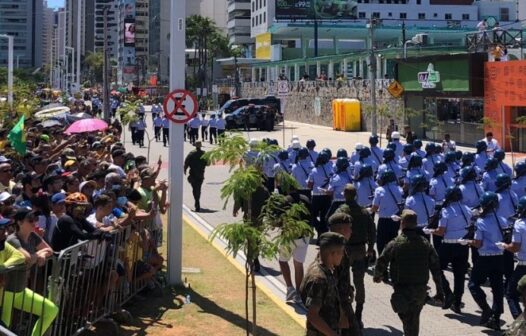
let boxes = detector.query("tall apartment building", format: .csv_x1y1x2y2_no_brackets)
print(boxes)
149,0,160,71
42,1,55,66
0,0,44,68
65,0,86,59
227,0,252,47
94,0,119,61
135,0,149,69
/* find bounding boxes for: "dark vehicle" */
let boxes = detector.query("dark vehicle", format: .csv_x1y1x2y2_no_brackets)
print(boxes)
225,105,279,131
218,96,282,116
218,98,250,115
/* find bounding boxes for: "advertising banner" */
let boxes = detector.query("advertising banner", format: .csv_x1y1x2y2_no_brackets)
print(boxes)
256,33,272,59
275,0,357,20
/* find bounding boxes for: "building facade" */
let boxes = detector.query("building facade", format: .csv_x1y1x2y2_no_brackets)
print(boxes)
94,0,119,61
42,1,55,67
227,0,252,47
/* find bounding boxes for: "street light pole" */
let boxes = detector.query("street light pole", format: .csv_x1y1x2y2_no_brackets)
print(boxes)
102,6,111,121
76,0,82,92
0,34,14,109
367,19,378,136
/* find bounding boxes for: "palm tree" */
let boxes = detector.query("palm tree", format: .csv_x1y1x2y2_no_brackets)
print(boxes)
84,51,104,84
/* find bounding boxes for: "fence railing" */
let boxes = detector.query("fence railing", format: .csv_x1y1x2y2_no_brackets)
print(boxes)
466,29,524,52
0,219,163,336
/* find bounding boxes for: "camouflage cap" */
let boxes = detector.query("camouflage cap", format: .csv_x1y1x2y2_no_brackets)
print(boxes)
328,212,352,228
401,209,418,228
517,275,526,294
318,232,346,249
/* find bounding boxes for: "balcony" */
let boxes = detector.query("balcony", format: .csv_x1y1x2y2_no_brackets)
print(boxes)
466,29,523,52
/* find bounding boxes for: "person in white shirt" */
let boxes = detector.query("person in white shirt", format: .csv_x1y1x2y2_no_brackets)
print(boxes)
200,114,210,141
216,114,226,144
442,133,456,153
153,115,163,142
151,103,162,122
209,114,218,145
482,131,500,157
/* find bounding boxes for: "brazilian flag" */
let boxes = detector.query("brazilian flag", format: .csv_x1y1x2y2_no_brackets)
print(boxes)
8,115,26,155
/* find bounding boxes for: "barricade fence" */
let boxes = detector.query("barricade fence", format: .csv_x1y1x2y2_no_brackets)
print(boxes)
0,219,163,336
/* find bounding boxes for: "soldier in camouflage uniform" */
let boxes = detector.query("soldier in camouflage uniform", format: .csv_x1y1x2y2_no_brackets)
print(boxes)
504,275,526,336
373,209,444,336
300,232,347,336
336,184,376,330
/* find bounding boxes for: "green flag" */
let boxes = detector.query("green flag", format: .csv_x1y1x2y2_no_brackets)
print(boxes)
8,115,26,155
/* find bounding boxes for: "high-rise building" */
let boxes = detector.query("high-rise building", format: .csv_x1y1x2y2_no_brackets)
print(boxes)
149,0,160,73
227,0,252,46
42,1,55,66
0,0,44,68
135,0,149,81
94,0,119,61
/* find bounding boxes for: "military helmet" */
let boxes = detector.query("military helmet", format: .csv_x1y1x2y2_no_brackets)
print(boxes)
476,140,488,153
433,161,448,176
359,147,372,159
408,153,423,169
321,148,332,160
518,196,526,217
306,139,316,149
369,135,379,146
425,142,436,154
383,148,395,162
278,150,289,161
495,173,512,191
358,165,373,179
268,139,279,146
336,148,348,159
378,170,397,186
459,166,477,183
387,142,397,152
316,151,330,165
335,157,350,171
461,152,475,166
515,161,526,177
413,139,423,149
298,147,309,160
445,152,457,163
494,149,505,161
455,150,463,161
485,157,499,171
410,174,428,193
479,191,499,211
403,144,414,155
445,186,463,203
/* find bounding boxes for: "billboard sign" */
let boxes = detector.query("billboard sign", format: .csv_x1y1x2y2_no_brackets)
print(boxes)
124,19,136,47
256,33,272,59
275,0,357,20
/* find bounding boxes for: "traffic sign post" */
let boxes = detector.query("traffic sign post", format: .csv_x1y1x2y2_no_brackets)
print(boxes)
277,80,289,147
163,89,198,124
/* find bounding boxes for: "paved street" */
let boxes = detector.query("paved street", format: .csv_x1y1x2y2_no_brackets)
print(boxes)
126,108,517,335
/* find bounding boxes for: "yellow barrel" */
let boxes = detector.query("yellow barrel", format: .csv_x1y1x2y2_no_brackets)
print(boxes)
342,99,361,131
332,99,342,130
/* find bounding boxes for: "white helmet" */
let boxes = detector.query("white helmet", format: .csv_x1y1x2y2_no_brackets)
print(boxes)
291,140,301,149
391,131,401,140
249,139,259,148
355,143,364,151
291,135,300,143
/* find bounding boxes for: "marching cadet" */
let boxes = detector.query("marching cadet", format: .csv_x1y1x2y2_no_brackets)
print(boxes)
372,170,404,256
429,162,455,205
209,114,218,144
377,149,404,182
162,115,170,146
443,152,460,180
353,147,378,178
459,167,484,208
308,151,333,237
259,140,279,192
335,148,354,176
373,209,444,336
337,185,376,330
369,135,384,169
428,186,472,314
460,152,481,176
320,148,335,175
481,158,500,192
503,196,526,320
306,139,319,164
273,150,292,193
354,165,377,208
494,149,513,176
200,113,209,141
423,143,440,176
405,153,430,183
288,140,301,164
291,147,314,198
475,140,490,173
512,161,526,199
405,175,435,234
390,131,404,159
350,143,363,165
326,157,353,220
300,232,347,336
244,139,260,167
466,192,509,331
413,139,426,159
398,144,414,171
326,213,361,336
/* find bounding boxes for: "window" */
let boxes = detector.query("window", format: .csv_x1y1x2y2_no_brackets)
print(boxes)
263,12,266,23
359,12,366,19
418,13,425,20
433,13,437,18
462,14,470,20
372,12,380,19
256,15,258,25
445,13,452,20
416,0,421,4
252,1,254,11
263,0,266,6
399,12,407,19
252,17,254,27
388,12,392,17
500,7,509,21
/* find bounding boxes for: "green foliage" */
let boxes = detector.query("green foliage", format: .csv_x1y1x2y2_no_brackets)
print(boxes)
274,170,300,195
84,51,104,84
220,166,264,209
119,101,140,126
204,133,248,170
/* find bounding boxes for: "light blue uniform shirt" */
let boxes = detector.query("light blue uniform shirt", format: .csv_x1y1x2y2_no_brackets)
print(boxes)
460,181,484,208
244,150,259,167
405,167,430,185
429,175,455,203
512,218,526,261
439,202,471,240
308,150,318,164
350,152,360,165
378,162,404,180
292,160,313,189
405,192,436,227
259,153,278,178
209,118,217,128
273,160,292,175
323,162,334,176
481,170,499,192
355,177,377,207
370,146,384,168
415,149,426,159
497,190,519,219
423,155,441,176
475,152,490,173
153,116,163,127
188,117,201,129
446,162,460,178
353,157,379,178
398,156,409,171
162,118,170,128
474,213,509,256
512,176,526,199
328,171,353,201
308,166,332,194
496,162,513,176
215,118,226,130
373,183,403,218
287,148,299,164
393,141,404,158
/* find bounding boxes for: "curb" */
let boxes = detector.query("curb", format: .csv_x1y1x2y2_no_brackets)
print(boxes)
181,205,307,329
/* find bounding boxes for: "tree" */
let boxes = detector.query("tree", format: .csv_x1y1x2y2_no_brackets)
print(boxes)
84,51,104,85
206,135,313,336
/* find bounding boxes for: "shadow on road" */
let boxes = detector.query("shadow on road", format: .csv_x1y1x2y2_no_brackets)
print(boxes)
363,326,403,335
194,208,217,214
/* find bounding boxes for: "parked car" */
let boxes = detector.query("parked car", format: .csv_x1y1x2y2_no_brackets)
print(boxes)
218,96,282,116
225,105,278,131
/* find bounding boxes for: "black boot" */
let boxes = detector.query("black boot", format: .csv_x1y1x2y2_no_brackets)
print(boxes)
355,303,364,329
485,315,501,331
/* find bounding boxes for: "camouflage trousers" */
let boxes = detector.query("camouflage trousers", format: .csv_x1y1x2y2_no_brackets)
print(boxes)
391,285,427,336
348,244,367,305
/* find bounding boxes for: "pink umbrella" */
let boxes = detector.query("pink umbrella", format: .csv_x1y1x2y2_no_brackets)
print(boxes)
64,118,108,134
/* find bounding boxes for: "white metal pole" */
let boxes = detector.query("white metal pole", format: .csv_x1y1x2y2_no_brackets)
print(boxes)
0,35,14,109
76,0,81,92
167,0,185,285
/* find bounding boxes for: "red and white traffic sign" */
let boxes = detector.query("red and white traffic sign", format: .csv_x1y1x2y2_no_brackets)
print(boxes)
163,89,198,124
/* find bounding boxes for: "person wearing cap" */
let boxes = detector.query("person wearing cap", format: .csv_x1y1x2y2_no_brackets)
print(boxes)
51,192,66,219
369,136,384,169
374,209,444,336
288,140,302,164
300,232,347,336
0,192,14,214
162,115,170,147
504,275,526,335
0,156,14,193
109,149,127,179
184,141,208,212
135,116,147,148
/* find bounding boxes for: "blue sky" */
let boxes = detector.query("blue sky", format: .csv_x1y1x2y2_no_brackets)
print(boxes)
47,0,64,9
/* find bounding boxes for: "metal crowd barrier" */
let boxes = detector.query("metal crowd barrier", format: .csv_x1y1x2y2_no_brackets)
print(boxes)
0,219,164,336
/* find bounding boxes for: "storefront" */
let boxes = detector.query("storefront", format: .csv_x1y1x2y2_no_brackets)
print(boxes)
396,54,486,145
485,60,526,152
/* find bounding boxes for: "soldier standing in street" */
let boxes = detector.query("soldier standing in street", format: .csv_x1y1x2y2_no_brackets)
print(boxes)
373,209,444,336
184,141,208,212
300,232,347,336
337,184,376,330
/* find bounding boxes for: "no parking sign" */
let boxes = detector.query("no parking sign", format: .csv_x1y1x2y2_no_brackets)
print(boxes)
162,89,198,123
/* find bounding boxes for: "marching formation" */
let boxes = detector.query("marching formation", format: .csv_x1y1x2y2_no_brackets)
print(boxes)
246,131,526,336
